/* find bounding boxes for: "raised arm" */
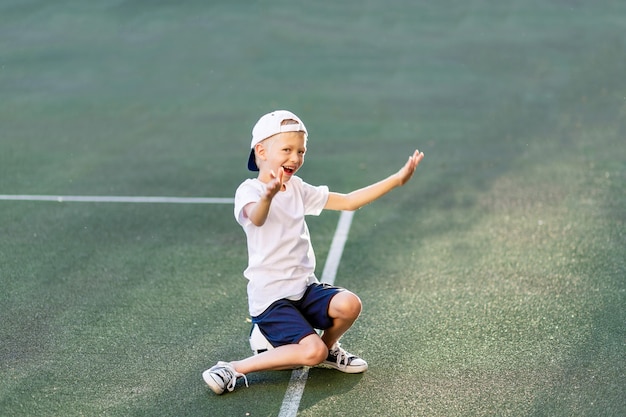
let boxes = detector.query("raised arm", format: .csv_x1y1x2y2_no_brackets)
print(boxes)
324,149,424,211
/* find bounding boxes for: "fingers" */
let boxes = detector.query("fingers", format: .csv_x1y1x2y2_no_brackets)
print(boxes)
397,149,424,185
270,168,285,181
409,149,424,169
406,150,422,168
412,149,424,162
266,168,285,198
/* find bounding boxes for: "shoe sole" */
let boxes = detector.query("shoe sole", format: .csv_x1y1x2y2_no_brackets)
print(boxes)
202,370,225,395
318,361,368,373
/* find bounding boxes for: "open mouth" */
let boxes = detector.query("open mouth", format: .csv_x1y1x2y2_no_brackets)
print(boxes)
283,166,296,175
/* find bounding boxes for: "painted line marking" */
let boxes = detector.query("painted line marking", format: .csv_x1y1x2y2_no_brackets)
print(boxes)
321,210,354,286
277,210,355,417
0,195,234,204
278,367,310,417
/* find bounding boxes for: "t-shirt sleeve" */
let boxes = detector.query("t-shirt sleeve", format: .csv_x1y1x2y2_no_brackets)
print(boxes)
302,181,329,216
234,180,261,226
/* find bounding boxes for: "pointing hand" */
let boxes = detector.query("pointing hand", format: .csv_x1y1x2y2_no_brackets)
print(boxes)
264,168,285,199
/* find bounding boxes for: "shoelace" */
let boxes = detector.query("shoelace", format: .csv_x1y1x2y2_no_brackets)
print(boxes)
330,343,350,368
213,364,249,392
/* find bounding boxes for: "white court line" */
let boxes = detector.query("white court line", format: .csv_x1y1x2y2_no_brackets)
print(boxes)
277,210,355,417
0,195,234,204
320,211,354,286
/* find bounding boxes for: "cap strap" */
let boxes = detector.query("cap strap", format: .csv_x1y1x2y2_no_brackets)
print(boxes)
279,123,306,133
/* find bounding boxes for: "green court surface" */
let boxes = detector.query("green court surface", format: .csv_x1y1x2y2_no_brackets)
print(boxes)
1,1,625,416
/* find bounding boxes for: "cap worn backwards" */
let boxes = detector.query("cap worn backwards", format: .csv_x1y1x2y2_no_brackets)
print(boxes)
247,110,308,171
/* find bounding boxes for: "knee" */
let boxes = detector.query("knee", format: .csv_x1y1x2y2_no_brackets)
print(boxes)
300,338,329,366
330,291,362,320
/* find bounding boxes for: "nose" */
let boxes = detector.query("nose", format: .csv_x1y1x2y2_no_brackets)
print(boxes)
290,151,301,163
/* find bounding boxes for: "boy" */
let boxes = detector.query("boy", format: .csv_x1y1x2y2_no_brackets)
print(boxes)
203,110,424,394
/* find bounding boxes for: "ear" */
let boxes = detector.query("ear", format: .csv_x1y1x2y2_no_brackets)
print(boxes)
255,142,267,162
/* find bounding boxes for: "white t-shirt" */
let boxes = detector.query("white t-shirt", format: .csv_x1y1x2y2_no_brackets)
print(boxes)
234,176,329,316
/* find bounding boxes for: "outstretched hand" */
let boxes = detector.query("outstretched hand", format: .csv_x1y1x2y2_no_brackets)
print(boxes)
396,149,424,186
263,168,285,200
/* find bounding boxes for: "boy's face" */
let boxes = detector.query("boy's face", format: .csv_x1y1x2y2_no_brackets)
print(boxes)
256,131,307,182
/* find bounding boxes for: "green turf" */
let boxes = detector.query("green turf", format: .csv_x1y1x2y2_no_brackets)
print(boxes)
1,1,625,416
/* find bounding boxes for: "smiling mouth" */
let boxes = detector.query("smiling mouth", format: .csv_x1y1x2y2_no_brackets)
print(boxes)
283,166,296,175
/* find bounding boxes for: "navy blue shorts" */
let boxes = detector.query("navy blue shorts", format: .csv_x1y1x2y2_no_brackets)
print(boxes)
251,283,344,348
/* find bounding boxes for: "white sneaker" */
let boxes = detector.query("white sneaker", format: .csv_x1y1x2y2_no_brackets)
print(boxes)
319,342,368,373
202,361,248,395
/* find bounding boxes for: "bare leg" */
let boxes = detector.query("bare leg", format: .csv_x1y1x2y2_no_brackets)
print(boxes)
231,333,328,374
321,291,362,349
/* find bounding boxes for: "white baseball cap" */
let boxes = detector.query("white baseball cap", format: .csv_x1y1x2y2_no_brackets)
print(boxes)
247,110,308,171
